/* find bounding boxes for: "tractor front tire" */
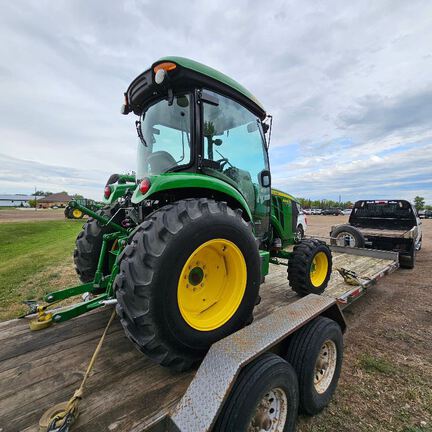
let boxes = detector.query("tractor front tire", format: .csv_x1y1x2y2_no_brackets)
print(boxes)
114,199,261,371
74,205,120,283
288,239,332,296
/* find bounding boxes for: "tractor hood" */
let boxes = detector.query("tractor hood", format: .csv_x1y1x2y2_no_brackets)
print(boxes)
121,57,266,120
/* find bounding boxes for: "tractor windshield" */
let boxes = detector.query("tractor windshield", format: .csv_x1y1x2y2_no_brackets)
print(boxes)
137,94,192,179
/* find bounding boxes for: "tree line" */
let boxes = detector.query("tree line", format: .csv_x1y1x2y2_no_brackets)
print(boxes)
296,196,432,211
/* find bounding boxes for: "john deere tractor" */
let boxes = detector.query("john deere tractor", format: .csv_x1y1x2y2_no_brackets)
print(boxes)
38,57,332,371
64,198,102,219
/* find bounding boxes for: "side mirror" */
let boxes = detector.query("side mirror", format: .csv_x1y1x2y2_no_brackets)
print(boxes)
259,170,271,188
213,138,223,146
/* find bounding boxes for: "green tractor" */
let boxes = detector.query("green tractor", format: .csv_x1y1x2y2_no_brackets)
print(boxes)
39,57,332,371
64,198,102,219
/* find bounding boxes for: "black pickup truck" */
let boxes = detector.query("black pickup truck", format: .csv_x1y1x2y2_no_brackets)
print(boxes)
330,199,422,268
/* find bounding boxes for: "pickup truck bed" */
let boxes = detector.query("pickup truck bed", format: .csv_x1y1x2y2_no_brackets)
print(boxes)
352,227,416,239
0,247,398,432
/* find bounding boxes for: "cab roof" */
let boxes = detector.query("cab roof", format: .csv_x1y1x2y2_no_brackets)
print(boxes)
123,57,266,120
158,56,265,112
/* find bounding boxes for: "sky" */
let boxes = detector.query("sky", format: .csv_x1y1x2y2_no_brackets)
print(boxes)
0,1,431,203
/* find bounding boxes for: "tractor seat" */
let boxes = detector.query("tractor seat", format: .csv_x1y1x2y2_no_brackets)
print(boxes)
148,151,177,173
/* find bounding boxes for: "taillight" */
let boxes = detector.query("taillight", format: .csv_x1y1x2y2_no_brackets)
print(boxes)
104,186,111,199
139,178,151,194
305,216,308,225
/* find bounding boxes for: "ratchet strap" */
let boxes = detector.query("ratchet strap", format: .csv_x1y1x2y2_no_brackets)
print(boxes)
39,309,116,432
336,267,371,286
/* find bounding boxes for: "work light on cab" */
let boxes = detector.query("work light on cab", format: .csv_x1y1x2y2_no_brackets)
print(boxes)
154,62,177,85
139,178,151,194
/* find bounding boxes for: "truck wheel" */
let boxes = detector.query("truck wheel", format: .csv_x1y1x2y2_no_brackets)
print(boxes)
74,205,120,283
285,316,343,415
214,352,299,432
330,225,365,248
288,239,332,296
399,245,416,269
114,199,261,371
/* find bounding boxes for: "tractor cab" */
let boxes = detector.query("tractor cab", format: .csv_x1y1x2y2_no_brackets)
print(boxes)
120,57,272,240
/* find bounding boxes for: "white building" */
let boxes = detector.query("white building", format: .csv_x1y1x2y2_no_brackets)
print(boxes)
0,194,44,207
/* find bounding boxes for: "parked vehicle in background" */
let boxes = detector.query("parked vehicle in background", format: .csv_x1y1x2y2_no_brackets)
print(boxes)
311,208,322,215
64,199,102,219
295,202,308,242
322,208,343,216
330,199,422,269
303,208,312,215
425,210,432,219
271,190,308,243
418,210,426,219
342,209,352,216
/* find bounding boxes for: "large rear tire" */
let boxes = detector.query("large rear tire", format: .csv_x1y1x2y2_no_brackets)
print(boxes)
288,239,332,296
114,199,261,371
74,205,120,283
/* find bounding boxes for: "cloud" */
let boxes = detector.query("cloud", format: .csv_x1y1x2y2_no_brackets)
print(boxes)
0,153,110,199
0,0,431,203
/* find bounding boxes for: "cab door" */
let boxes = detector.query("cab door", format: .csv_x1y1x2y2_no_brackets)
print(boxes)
201,90,271,240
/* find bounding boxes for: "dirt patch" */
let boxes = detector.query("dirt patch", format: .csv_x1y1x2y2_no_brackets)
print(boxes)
297,216,432,432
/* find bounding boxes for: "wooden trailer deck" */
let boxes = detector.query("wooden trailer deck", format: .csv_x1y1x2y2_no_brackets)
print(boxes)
0,248,398,432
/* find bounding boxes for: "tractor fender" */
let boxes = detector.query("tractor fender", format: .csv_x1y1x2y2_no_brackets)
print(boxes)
131,172,253,221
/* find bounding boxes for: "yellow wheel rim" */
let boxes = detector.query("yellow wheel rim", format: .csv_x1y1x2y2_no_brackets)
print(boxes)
178,239,247,331
310,252,329,287
72,209,83,218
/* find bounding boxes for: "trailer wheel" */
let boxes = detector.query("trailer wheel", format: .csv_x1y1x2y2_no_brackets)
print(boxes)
285,316,343,415
288,239,332,296
330,225,365,248
214,352,299,432
115,199,261,371
74,205,120,283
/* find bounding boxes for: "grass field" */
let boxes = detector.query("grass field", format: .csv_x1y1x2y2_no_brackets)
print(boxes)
0,220,82,320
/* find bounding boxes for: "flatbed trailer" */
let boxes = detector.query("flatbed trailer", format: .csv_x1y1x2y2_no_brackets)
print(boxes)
0,246,398,432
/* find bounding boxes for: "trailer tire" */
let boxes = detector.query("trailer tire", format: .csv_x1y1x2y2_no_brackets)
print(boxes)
288,239,332,296
214,352,299,432
330,225,365,248
285,316,343,415
74,205,120,283
115,199,261,371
